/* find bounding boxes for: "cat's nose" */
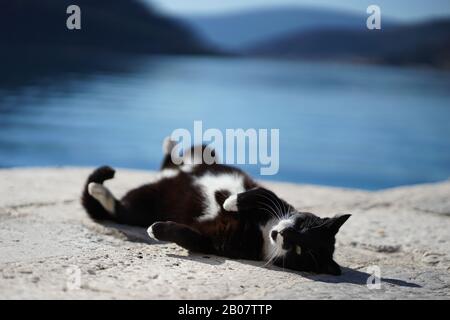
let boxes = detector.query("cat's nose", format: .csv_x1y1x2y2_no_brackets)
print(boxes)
270,230,278,241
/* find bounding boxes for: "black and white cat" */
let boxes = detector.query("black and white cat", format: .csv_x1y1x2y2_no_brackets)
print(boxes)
82,138,350,275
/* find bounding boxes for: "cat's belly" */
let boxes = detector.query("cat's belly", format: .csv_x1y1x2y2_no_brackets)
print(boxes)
193,172,246,221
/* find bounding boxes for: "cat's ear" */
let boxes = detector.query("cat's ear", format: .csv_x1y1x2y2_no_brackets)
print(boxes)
323,259,342,275
325,214,351,236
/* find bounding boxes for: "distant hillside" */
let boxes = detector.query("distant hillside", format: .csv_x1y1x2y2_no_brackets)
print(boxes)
1,0,208,55
181,7,391,52
247,19,450,68
0,0,214,89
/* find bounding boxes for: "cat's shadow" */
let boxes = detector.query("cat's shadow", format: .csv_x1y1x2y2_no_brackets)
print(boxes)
167,253,226,266
225,259,421,288
163,254,421,288
103,223,226,265
105,223,421,288
295,267,421,288
102,222,154,244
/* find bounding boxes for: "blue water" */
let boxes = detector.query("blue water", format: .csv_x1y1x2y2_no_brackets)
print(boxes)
1,56,450,189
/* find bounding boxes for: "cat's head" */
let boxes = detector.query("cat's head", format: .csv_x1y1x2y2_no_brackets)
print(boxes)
267,212,350,275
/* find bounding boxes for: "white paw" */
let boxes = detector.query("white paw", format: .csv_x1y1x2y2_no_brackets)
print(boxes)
147,224,159,241
162,136,177,155
88,182,107,197
88,183,115,214
223,194,238,212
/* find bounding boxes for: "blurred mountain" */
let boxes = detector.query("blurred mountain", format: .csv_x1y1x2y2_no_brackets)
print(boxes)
1,0,208,55
247,19,450,68
180,7,388,52
0,0,216,90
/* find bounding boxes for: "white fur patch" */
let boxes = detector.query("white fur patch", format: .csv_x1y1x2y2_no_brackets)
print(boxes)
147,223,159,241
194,173,245,221
180,164,195,173
260,217,295,261
223,194,238,212
151,168,180,184
88,182,116,214
157,168,179,180
270,218,295,246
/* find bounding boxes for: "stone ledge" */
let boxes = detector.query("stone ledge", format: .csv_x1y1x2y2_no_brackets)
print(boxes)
0,167,449,299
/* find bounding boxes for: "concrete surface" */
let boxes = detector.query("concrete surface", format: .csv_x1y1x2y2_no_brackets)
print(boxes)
0,167,449,299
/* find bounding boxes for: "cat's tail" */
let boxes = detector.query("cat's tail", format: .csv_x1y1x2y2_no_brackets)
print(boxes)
81,166,118,222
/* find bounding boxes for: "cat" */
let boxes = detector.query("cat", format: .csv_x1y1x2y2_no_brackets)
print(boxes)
81,138,350,275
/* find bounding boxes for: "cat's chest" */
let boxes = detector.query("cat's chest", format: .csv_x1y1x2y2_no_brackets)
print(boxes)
192,172,246,222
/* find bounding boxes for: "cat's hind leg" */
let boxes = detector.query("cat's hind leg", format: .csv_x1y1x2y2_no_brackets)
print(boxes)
83,166,165,227
82,166,133,224
160,137,179,169
82,166,118,221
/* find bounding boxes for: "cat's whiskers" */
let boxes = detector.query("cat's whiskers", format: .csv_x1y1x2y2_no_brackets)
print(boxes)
255,194,282,220
263,189,292,222
258,190,284,219
257,201,283,220
262,245,280,268
257,200,280,218
280,200,289,219
257,205,280,221
261,250,276,267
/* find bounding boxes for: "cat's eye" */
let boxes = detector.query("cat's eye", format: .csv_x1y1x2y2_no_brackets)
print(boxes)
295,245,302,255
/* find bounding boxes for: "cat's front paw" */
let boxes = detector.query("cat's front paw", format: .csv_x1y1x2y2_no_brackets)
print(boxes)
147,222,164,241
147,221,175,241
223,194,238,212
